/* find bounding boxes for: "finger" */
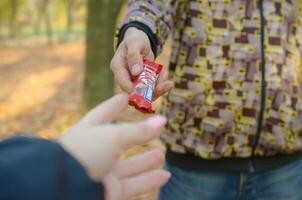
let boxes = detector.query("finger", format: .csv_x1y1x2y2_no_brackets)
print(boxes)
83,93,129,125
153,70,174,100
153,80,174,100
126,43,144,76
110,45,133,93
97,115,167,150
144,50,155,61
118,116,167,147
114,149,164,178
122,169,171,199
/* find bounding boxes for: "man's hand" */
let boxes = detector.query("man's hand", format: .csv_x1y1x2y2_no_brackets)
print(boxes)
59,94,170,200
110,28,174,100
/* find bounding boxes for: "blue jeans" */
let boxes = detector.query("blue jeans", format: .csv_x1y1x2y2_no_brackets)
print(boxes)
158,158,302,200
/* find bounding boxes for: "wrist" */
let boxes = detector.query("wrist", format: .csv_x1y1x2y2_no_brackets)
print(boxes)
58,135,100,182
125,27,140,36
117,22,158,56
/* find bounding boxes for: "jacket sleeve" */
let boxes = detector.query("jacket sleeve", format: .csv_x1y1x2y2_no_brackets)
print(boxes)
116,0,180,56
0,136,104,200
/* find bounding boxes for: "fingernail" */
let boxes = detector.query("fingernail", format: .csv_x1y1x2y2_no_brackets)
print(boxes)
147,116,167,129
131,64,141,75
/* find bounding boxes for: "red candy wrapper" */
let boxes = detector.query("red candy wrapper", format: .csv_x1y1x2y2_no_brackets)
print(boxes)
128,59,163,114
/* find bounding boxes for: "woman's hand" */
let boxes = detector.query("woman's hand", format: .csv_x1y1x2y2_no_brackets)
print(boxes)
59,94,170,200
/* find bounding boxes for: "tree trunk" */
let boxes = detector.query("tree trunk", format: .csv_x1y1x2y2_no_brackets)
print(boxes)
83,0,123,110
33,15,41,35
9,0,18,39
0,21,2,40
40,0,53,44
66,0,74,35
45,8,53,45
32,0,41,35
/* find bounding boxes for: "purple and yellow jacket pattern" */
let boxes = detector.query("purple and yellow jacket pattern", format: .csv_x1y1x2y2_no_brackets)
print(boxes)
118,0,302,159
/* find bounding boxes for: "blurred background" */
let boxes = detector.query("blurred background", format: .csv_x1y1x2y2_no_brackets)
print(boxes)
0,0,171,199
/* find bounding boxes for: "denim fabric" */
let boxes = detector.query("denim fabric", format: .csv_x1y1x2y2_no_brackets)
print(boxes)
158,158,302,200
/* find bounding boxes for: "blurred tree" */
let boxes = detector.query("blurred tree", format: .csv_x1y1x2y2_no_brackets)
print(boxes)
0,0,14,40
34,0,53,44
9,0,19,39
44,0,53,44
0,0,87,42
83,0,124,110
42,0,53,44
65,0,75,35
33,0,42,34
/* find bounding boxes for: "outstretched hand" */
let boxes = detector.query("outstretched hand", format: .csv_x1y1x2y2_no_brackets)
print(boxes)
59,94,170,200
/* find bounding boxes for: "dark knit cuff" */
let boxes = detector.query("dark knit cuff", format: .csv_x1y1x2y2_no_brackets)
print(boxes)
117,21,158,57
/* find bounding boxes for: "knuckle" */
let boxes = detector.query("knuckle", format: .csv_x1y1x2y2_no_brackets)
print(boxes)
117,81,131,93
110,59,120,71
114,76,121,86
125,35,138,43
124,37,134,46
127,51,138,61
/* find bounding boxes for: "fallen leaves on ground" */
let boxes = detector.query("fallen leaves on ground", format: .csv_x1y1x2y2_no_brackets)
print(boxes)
0,42,84,138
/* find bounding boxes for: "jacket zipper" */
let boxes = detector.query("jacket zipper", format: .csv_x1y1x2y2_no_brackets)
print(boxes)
251,0,267,158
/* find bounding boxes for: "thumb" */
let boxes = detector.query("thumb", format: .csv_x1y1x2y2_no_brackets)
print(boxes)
81,93,129,125
124,27,152,77
127,45,144,76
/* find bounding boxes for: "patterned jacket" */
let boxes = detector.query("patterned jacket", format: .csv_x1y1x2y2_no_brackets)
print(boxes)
117,0,302,162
